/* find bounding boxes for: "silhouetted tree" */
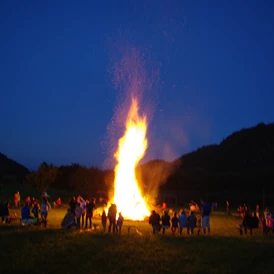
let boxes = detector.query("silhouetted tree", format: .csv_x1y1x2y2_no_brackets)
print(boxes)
32,162,59,192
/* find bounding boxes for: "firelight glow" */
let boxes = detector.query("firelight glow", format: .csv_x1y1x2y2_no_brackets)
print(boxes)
113,97,150,220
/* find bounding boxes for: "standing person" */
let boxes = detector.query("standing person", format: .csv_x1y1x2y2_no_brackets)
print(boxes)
108,203,117,233
13,192,18,208
201,199,211,236
251,212,259,228
171,211,179,236
116,212,124,234
187,211,197,235
256,204,260,220
189,200,199,214
101,209,107,233
69,196,77,216
42,191,50,199
75,203,83,229
17,192,21,208
56,198,62,208
80,199,87,228
261,215,269,235
149,210,161,234
226,200,230,215
41,197,51,228
26,196,31,207
196,214,202,235
264,207,270,224
161,210,170,235
32,203,40,225
266,210,274,233
238,211,253,235
178,210,187,235
77,195,82,204
85,197,96,229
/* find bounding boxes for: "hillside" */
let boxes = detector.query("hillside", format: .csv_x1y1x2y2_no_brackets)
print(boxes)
1,122,274,205
0,152,30,184
159,122,274,202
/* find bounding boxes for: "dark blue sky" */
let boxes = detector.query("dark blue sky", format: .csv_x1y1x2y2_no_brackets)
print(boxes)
1,0,274,171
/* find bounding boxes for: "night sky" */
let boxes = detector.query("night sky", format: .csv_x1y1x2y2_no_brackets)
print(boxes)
1,1,274,171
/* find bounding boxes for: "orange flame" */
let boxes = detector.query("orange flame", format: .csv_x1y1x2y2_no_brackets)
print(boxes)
113,97,150,220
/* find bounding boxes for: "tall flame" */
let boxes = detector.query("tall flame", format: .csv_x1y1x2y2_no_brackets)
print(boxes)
113,97,150,220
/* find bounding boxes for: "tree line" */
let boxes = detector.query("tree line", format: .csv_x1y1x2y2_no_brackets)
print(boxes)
25,162,113,196
1,122,274,203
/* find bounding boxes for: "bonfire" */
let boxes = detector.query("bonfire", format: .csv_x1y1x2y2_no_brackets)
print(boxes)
112,97,150,220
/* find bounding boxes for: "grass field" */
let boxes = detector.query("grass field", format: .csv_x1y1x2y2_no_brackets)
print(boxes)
0,208,273,274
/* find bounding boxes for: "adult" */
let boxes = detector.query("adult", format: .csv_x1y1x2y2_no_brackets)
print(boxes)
267,210,274,233
238,211,253,235
108,203,117,233
17,192,21,208
178,210,187,235
25,196,31,206
226,200,230,215
75,203,83,229
149,210,161,234
255,205,260,221
13,192,18,208
189,200,199,213
61,209,75,229
86,197,96,229
80,198,87,228
69,196,77,216
201,199,211,235
251,212,259,228
187,211,197,235
42,191,50,199
56,197,62,208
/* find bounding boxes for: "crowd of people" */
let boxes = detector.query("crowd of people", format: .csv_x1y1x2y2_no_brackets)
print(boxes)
61,196,124,233
20,197,51,227
61,196,96,229
149,199,212,236
236,203,274,235
0,192,52,227
1,192,274,236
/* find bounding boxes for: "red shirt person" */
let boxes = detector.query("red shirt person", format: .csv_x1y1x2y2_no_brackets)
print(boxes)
56,198,62,207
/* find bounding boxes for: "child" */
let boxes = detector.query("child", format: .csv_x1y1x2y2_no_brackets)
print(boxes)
32,203,40,225
116,212,124,234
161,210,171,235
101,209,107,233
40,197,51,228
171,211,179,235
